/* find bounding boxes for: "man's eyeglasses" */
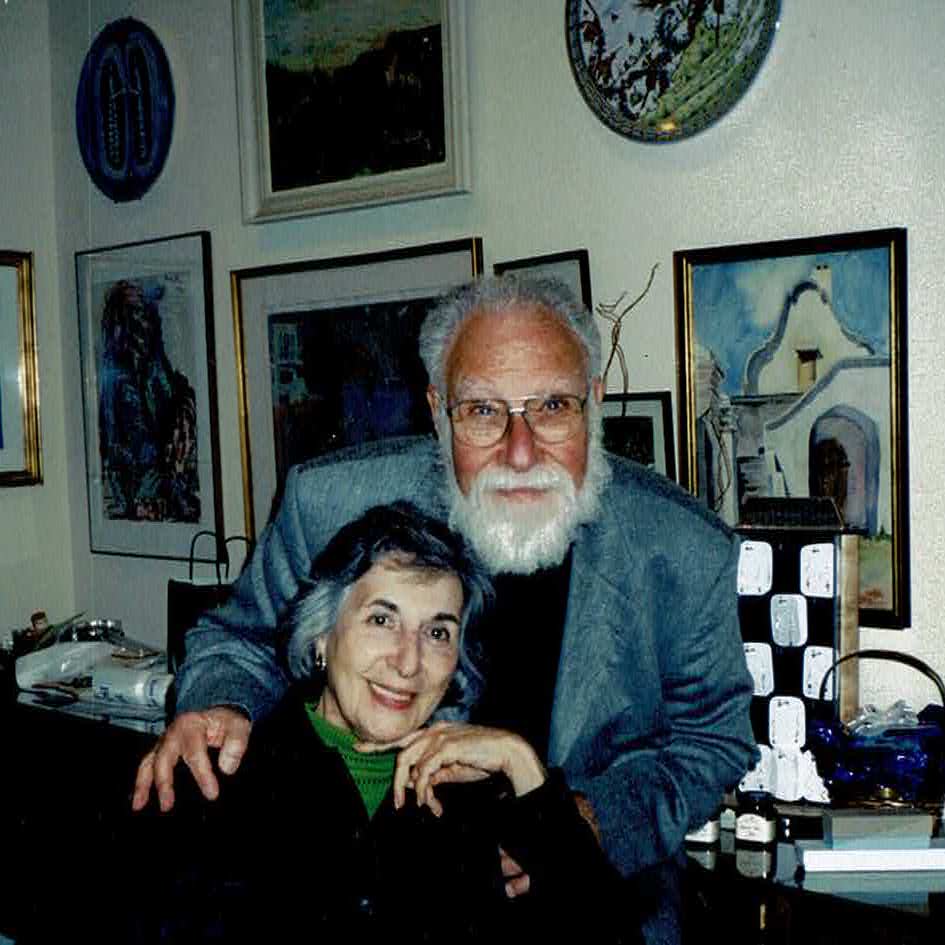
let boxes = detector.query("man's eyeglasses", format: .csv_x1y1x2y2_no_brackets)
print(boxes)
445,394,588,447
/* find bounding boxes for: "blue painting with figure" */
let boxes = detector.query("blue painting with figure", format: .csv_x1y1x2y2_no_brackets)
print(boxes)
96,277,200,522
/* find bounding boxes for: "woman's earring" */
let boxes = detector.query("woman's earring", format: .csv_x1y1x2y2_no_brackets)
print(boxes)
313,650,326,672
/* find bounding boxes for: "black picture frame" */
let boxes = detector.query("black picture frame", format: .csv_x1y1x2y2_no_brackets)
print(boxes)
601,391,675,480
75,231,224,561
494,249,592,310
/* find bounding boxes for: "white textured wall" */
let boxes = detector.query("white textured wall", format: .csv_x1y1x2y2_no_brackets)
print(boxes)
0,2,75,630
2,0,944,710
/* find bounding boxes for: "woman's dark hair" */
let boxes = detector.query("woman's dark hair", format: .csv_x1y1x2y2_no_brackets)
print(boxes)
283,502,491,718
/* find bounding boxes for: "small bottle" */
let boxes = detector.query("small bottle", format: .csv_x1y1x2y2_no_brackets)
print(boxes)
735,844,775,880
685,810,722,848
687,845,718,871
735,789,777,848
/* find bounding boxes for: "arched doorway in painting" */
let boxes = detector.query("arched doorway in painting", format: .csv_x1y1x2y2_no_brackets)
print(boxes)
808,407,880,533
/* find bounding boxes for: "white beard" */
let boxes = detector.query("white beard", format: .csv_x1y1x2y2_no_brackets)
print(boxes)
436,406,611,575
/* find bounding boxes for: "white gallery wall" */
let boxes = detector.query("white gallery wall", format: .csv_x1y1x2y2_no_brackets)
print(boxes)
1,0,943,709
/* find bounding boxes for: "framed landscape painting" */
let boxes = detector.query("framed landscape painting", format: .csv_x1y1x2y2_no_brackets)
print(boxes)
231,237,483,539
232,0,470,221
674,228,909,628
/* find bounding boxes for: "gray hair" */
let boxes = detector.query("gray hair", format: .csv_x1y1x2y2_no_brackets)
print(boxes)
419,274,602,397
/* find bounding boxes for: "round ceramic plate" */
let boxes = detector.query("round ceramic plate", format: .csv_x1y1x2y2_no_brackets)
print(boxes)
566,0,780,143
76,18,175,201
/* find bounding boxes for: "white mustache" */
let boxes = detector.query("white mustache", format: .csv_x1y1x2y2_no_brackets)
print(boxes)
473,465,572,494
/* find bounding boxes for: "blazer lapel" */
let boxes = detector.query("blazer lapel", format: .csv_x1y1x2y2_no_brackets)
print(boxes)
548,518,636,766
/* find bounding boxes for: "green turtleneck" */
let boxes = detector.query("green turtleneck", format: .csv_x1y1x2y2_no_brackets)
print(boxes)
305,702,397,818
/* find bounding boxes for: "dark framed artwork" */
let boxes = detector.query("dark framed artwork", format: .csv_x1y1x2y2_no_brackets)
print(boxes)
75,232,224,561
601,391,675,480
232,0,470,221
493,249,592,310
674,228,909,628
231,237,483,540
0,251,41,486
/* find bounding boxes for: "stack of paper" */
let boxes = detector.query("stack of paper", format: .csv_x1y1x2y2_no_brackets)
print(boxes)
796,838,945,872
796,807,943,872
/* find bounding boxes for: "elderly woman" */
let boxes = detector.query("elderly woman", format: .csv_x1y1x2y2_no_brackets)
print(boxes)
144,502,631,943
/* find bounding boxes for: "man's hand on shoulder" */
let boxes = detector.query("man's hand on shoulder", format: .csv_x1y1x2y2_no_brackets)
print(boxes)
131,706,252,813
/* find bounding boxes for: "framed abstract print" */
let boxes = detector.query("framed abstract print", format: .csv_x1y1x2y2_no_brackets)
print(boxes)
75,232,224,561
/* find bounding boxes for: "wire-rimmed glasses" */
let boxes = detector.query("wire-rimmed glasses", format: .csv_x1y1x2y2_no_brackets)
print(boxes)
445,393,588,447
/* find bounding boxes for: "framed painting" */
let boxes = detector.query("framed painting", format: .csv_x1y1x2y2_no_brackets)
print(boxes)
493,249,593,310
232,0,470,221
231,237,483,540
601,391,675,480
75,232,225,561
0,251,41,486
674,228,909,628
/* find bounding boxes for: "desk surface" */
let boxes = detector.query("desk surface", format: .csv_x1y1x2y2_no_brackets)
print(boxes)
0,693,159,942
686,830,945,945
15,688,167,733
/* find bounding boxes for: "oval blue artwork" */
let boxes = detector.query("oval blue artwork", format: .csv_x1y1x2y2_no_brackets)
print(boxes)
76,18,175,202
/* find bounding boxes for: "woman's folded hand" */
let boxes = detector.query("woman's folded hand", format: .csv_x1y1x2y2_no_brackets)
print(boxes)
357,721,546,815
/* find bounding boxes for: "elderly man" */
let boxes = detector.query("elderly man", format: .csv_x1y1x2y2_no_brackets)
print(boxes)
134,275,756,945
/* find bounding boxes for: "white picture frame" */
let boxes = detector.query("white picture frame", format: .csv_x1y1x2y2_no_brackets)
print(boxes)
231,237,483,539
232,0,471,222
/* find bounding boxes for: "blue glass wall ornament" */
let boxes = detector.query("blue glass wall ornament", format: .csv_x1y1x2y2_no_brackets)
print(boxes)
76,18,175,202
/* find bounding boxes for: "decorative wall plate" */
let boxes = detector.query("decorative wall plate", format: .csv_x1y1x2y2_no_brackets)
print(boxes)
566,0,780,143
76,18,175,201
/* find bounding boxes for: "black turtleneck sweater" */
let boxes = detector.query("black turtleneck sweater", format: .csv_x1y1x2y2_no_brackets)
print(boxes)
470,552,573,760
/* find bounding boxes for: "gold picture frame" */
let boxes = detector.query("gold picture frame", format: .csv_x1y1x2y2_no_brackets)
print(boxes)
0,251,41,486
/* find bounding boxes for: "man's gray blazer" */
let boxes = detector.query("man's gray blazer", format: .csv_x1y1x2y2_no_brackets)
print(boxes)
177,436,757,931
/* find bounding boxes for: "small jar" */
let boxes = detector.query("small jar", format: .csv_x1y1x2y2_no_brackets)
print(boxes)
735,845,775,880
687,846,719,871
685,810,722,848
734,789,777,848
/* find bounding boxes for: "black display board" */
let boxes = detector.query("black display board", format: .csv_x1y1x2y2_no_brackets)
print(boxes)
736,499,849,803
